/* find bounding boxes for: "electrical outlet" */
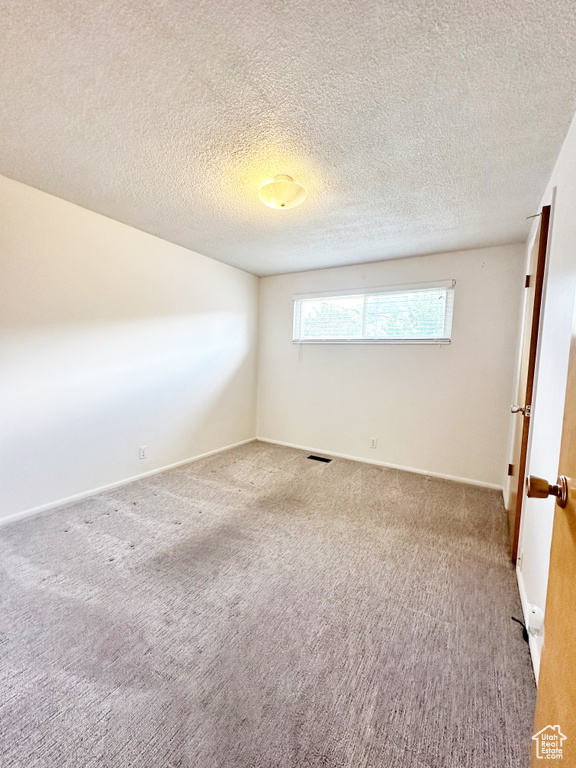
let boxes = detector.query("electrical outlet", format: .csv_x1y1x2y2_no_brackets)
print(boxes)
139,446,148,460
370,438,377,449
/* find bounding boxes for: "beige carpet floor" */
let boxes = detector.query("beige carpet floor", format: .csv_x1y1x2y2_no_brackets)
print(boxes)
0,441,535,767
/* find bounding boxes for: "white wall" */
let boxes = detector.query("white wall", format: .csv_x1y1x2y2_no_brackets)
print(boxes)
0,175,259,522
515,111,576,679
257,245,524,488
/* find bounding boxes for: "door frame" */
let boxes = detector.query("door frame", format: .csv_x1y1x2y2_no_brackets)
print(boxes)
509,205,550,563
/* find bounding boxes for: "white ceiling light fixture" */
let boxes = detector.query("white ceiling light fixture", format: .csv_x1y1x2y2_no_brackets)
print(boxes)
258,174,307,210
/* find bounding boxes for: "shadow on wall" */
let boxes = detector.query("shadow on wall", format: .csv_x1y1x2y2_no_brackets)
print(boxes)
0,312,255,519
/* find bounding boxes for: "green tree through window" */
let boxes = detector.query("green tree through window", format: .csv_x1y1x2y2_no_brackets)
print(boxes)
294,284,454,342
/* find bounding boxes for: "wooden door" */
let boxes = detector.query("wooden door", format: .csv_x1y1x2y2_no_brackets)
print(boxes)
508,206,550,562
529,295,576,765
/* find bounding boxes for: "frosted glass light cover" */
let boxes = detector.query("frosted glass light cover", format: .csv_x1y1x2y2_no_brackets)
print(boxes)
258,175,307,209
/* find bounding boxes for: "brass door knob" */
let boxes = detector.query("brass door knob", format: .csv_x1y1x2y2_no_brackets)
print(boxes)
526,475,568,508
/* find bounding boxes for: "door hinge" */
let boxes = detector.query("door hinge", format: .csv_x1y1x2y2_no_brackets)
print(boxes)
508,463,514,477
525,274,531,288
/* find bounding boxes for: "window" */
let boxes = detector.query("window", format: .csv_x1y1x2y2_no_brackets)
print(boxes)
292,281,455,343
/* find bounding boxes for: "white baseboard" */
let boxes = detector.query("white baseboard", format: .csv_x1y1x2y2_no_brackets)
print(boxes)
256,437,503,490
516,567,541,683
0,438,257,528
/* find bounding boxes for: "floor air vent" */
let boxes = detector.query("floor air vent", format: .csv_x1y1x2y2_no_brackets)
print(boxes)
307,455,332,463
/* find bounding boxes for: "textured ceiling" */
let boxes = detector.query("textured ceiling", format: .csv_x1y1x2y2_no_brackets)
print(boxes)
1,1,576,276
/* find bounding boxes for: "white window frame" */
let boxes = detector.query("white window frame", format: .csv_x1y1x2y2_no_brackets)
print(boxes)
292,280,456,344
